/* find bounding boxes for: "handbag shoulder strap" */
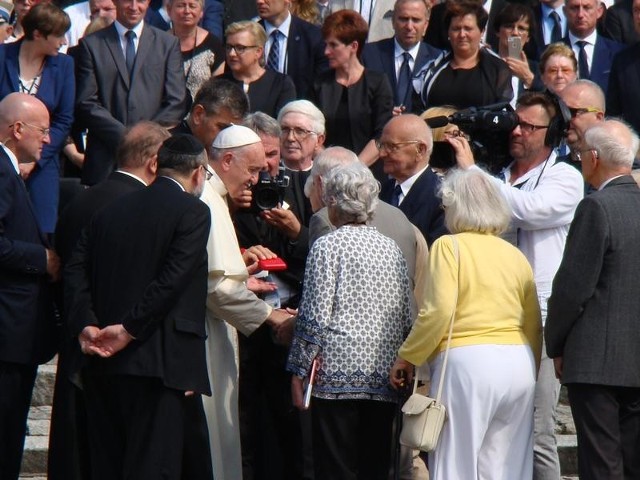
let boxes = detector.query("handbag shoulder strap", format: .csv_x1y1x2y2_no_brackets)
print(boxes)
412,234,460,400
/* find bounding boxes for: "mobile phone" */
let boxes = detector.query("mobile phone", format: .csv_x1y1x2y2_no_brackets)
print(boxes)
430,141,457,170
507,36,522,59
258,257,288,272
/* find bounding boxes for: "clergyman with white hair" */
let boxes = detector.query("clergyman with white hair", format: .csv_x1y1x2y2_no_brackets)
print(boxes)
546,119,640,480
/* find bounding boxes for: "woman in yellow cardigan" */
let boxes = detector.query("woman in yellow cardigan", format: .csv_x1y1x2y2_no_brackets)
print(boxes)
390,167,542,480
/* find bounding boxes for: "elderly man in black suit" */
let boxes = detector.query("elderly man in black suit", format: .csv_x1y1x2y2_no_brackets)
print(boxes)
546,119,640,480
0,93,59,480
257,0,329,99
362,0,441,115
75,0,189,186
47,122,170,480
378,114,447,246
64,134,212,480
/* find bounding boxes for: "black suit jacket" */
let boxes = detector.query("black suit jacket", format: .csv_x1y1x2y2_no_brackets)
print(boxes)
0,148,56,365
64,177,211,394
55,172,145,265
379,167,447,247
75,24,189,185
546,176,640,387
603,0,639,45
425,0,506,52
606,42,640,136
259,16,329,99
361,38,442,113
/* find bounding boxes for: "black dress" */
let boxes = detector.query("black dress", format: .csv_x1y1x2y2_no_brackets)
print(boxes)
221,69,297,118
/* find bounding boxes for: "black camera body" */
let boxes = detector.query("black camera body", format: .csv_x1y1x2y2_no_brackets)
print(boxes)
251,168,290,211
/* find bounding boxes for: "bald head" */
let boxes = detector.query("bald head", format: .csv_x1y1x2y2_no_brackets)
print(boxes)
560,80,606,150
379,115,433,183
0,93,50,164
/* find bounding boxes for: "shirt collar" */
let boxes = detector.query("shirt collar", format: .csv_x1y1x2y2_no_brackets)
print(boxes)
598,174,625,190
115,169,148,186
114,19,144,39
396,164,429,197
568,29,598,45
0,143,20,175
393,38,421,59
264,12,291,38
160,175,186,191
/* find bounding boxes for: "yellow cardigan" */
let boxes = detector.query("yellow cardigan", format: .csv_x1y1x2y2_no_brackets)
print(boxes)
399,232,542,370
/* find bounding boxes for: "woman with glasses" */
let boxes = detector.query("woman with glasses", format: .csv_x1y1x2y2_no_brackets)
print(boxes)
417,0,513,111
0,3,74,237
390,167,542,480
492,3,544,101
539,42,578,94
309,10,393,183
168,0,224,100
220,21,296,118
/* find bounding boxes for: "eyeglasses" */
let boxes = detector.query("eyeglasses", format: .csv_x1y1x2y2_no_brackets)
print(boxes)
202,164,214,180
280,126,317,139
10,121,51,137
224,44,259,55
575,149,599,162
515,121,549,133
568,107,602,118
375,140,422,153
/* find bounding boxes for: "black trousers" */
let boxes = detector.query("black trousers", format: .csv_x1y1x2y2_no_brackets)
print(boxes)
568,383,640,480
0,361,37,480
82,373,211,480
312,398,395,480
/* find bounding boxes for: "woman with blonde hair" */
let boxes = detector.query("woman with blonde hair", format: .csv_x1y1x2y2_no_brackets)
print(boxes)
168,0,225,99
391,167,542,480
220,20,296,117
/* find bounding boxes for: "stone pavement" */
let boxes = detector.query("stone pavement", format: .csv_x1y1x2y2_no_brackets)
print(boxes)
20,359,580,479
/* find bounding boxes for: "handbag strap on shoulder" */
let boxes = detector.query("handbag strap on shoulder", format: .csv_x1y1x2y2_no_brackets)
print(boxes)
412,234,459,401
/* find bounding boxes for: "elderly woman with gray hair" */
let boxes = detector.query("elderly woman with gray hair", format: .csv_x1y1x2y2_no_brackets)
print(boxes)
390,168,542,480
287,162,413,480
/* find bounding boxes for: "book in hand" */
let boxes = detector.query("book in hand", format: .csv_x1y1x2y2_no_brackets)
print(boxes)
303,358,319,409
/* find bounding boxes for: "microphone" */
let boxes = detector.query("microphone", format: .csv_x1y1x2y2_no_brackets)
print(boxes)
424,116,450,128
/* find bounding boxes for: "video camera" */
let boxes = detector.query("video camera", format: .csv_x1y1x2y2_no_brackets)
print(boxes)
426,103,519,173
251,167,290,211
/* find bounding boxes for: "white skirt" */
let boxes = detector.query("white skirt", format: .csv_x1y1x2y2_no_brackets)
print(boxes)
428,344,536,480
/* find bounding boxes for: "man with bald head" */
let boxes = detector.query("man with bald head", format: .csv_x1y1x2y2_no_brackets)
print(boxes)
0,93,59,480
546,119,640,480
378,114,447,246
560,79,605,156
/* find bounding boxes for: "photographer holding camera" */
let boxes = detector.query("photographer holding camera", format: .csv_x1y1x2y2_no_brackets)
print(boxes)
453,90,583,480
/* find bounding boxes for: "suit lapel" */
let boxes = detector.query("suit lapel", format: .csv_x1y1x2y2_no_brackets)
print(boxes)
381,40,397,90
133,26,154,81
36,56,57,108
104,25,130,89
4,43,21,92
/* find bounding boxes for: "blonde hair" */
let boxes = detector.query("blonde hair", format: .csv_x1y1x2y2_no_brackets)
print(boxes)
421,106,458,142
539,42,577,74
225,20,267,47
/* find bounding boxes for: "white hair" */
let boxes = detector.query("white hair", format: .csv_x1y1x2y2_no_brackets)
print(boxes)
304,146,358,198
584,119,640,170
322,163,380,224
277,100,326,136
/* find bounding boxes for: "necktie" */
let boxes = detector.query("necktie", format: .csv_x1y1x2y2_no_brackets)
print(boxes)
391,184,403,207
576,40,590,79
125,30,136,76
267,30,281,72
550,11,562,43
396,52,412,111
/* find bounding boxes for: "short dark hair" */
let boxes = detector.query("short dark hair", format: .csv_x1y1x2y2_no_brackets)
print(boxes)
191,78,249,120
516,91,557,122
492,3,535,34
322,10,368,57
22,3,70,40
444,0,488,32
116,121,170,169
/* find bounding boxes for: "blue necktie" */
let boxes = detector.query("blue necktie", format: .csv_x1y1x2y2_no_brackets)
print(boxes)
125,30,136,76
391,184,402,207
267,30,281,72
396,52,413,111
576,40,590,79
550,11,562,43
